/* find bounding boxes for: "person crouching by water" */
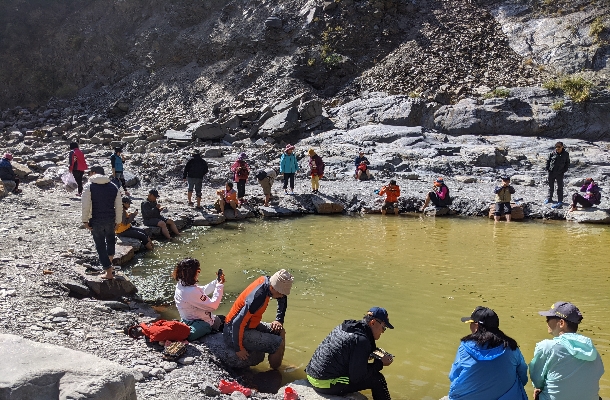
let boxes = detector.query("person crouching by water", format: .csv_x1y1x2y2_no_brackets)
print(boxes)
223,269,294,369
494,176,516,223
116,196,153,251
442,306,528,400
377,180,400,215
420,177,451,211
306,307,394,400
216,181,238,214
569,177,601,212
173,258,225,341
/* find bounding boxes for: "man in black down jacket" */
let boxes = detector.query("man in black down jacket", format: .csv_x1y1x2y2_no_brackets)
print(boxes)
182,149,208,209
545,141,570,207
306,307,394,400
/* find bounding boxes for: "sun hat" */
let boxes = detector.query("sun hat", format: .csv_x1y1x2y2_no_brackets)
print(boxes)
367,307,394,329
538,301,583,324
461,306,500,329
269,269,294,295
285,144,295,151
3,153,13,161
308,148,316,156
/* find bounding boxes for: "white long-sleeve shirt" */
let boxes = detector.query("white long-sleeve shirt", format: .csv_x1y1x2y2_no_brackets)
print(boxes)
81,174,122,224
174,279,224,324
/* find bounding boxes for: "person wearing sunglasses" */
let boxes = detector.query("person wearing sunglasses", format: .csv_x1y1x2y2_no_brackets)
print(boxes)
306,307,394,400
545,142,570,208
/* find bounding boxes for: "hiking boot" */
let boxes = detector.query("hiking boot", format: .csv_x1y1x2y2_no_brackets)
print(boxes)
543,199,553,205
551,202,563,209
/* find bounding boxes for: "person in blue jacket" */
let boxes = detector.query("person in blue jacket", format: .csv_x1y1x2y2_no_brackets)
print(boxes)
447,306,528,400
279,144,299,194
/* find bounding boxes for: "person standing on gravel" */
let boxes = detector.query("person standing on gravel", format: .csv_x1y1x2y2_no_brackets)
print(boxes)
116,196,153,251
68,142,88,196
224,269,294,369
81,166,122,280
256,167,277,207
173,258,225,341
280,144,299,194
230,152,250,205
182,149,208,209
545,142,570,209
141,189,180,239
110,147,129,196
308,148,325,194
0,153,21,194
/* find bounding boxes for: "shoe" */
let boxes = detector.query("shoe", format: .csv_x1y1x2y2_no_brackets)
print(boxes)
290,191,295,195
284,189,289,194
551,202,563,209
195,206,203,210
188,202,194,206
218,380,252,397
543,199,553,205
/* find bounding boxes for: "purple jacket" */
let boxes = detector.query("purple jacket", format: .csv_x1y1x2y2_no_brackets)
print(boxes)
309,155,325,176
580,182,601,204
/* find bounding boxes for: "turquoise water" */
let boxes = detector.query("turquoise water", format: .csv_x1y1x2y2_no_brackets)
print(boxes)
128,215,610,399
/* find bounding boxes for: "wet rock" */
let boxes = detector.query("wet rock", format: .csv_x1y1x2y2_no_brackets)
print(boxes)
424,206,450,216
143,226,162,237
79,270,138,300
192,214,226,226
566,208,610,224
202,334,264,369
117,236,142,251
112,244,135,265
259,206,294,217
281,379,366,400
0,334,137,400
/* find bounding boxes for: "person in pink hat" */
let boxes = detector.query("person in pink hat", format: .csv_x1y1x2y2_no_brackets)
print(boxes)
0,153,21,194
230,152,250,205
280,144,299,194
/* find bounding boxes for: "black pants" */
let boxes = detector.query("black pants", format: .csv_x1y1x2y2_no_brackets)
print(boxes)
90,219,116,270
236,179,246,198
547,173,564,202
571,193,593,208
313,371,391,400
118,227,150,245
72,170,85,194
283,173,295,190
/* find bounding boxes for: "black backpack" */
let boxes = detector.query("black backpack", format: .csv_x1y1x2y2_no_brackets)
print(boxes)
255,169,267,180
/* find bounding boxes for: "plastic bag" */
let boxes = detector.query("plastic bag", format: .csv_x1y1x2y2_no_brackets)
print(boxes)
61,172,78,192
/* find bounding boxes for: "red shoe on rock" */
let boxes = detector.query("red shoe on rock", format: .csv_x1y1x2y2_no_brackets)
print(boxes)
218,380,252,397
284,387,298,400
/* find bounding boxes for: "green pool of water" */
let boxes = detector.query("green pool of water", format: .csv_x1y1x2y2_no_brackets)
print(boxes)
128,215,610,400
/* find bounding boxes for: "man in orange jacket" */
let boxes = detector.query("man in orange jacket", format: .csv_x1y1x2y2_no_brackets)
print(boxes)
223,269,294,369
378,180,400,215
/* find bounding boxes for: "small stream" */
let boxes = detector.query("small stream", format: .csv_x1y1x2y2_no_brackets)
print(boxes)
126,215,610,400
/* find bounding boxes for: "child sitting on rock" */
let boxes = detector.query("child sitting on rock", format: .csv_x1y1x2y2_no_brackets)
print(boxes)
493,176,515,222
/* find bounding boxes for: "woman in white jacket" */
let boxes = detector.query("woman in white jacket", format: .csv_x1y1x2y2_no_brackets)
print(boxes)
173,258,225,341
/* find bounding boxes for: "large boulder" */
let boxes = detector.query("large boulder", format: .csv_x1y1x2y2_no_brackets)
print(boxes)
202,333,264,369
112,244,135,265
187,121,226,140
165,129,193,141
298,100,323,121
280,379,366,400
311,195,344,214
0,334,136,400
74,266,138,300
257,108,300,137
565,208,610,224
11,162,31,178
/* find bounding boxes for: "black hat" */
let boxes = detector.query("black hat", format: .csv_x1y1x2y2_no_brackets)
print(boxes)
461,306,499,329
122,196,132,203
114,147,123,153
501,175,510,181
90,166,105,175
367,307,394,329
538,301,583,324
149,189,159,198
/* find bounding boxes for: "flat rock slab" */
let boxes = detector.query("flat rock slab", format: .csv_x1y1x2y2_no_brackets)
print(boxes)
0,334,136,400
165,129,193,141
311,196,345,214
192,214,226,226
202,333,265,369
487,204,525,220
565,208,610,224
280,379,367,400
259,206,294,217
117,236,142,252
112,244,135,265
74,265,138,300
424,206,450,216
143,226,162,237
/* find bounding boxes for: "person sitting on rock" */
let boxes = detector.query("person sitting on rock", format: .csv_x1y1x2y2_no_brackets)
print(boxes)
377,179,400,215
216,181,238,214
420,177,451,211
182,148,208,209
354,149,371,180
173,258,225,341
223,269,294,369
141,189,180,239
230,152,250,205
446,306,528,400
110,147,129,196
68,142,88,197
306,307,394,400
116,196,153,251
256,167,277,207
569,178,601,212
0,153,21,194
308,148,325,194
493,176,515,223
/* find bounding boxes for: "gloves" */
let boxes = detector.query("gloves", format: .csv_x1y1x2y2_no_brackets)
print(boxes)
374,190,380,195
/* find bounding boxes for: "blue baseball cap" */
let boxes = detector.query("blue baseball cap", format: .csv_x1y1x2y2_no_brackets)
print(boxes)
368,307,394,329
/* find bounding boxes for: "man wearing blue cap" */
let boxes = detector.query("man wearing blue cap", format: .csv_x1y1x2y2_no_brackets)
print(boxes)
306,307,394,400
529,301,604,400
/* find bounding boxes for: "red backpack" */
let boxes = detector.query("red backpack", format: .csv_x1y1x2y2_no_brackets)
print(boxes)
139,320,190,342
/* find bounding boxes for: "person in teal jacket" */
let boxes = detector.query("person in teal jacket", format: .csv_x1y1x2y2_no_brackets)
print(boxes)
279,144,299,194
530,301,604,400
447,306,528,400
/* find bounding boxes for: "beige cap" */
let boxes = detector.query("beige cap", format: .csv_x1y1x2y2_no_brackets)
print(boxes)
269,269,294,295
